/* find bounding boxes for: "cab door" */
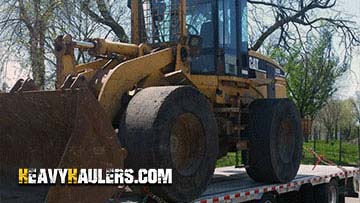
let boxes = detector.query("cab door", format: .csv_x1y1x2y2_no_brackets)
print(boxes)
186,0,216,74
186,0,248,77
217,0,249,77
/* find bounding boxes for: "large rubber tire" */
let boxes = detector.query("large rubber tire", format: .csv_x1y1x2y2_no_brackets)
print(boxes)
245,99,303,183
315,179,339,203
119,86,218,202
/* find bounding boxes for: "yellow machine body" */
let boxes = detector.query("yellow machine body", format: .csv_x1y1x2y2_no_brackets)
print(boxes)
0,0,293,202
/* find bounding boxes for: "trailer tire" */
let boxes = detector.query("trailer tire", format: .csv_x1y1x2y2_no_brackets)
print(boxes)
300,184,314,203
119,86,218,202
315,179,339,203
338,194,345,203
257,193,277,203
245,99,303,183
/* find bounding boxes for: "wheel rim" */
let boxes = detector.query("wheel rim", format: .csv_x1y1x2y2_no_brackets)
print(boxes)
170,113,205,176
329,184,337,203
277,119,296,163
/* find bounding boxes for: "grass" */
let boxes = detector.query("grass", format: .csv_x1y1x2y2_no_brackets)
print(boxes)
302,140,359,166
216,140,359,168
217,152,241,168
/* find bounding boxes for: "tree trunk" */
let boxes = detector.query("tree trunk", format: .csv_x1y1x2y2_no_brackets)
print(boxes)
30,44,42,89
29,26,46,89
326,132,329,143
325,125,332,143
334,124,338,140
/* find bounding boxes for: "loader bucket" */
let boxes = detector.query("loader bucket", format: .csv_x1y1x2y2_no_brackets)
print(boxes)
0,88,126,203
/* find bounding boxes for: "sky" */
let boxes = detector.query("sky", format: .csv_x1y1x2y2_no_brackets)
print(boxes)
334,0,360,99
1,0,360,99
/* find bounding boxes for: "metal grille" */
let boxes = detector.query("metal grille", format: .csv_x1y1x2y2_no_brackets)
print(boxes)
141,0,180,44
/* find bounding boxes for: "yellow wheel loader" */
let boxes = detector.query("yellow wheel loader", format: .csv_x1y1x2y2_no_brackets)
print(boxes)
0,0,303,202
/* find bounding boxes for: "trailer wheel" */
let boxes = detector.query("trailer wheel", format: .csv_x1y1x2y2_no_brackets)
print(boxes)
338,194,345,203
300,184,314,203
245,99,303,183
257,193,277,203
119,86,218,202
315,179,339,203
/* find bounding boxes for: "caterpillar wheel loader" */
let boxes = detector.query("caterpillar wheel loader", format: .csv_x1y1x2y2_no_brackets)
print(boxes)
0,0,303,202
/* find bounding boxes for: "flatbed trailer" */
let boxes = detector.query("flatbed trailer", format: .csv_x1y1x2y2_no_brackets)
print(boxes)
194,165,360,203
114,165,360,203
2,165,358,203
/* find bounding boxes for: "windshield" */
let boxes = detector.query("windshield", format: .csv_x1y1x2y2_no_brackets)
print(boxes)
186,0,212,36
141,0,180,44
186,0,215,74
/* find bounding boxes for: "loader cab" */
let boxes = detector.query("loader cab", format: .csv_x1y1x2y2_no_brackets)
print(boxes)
187,0,249,77
130,0,249,77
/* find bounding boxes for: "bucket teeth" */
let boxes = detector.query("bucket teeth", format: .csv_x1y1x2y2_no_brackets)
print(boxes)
10,78,39,93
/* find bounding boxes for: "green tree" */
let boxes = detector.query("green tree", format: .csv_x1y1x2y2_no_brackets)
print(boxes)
352,91,360,124
318,100,341,142
316,99,356,142
338,99,357,140
271,29,348,120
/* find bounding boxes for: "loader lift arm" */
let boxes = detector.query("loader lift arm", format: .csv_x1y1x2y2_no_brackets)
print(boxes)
54,35,176,120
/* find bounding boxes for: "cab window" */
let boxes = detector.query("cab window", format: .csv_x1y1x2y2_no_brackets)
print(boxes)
218,0,237,75
187,0,215,74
